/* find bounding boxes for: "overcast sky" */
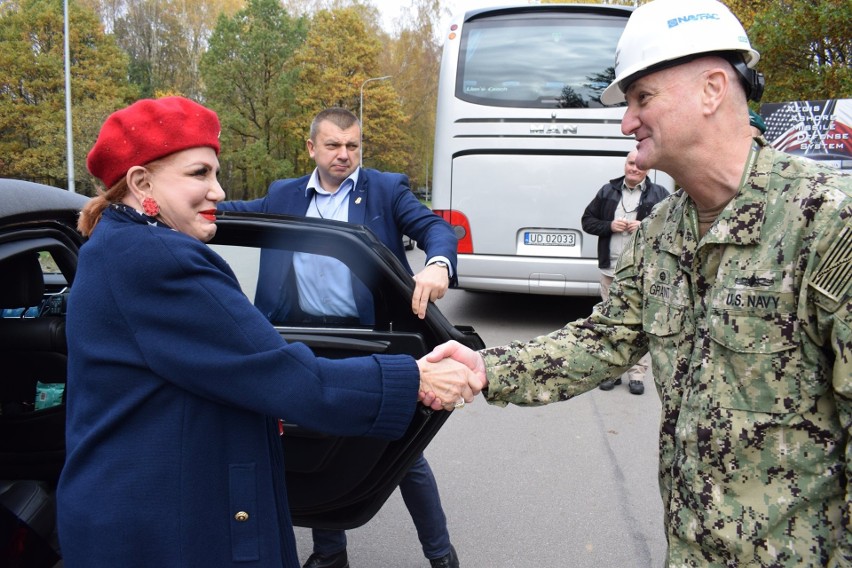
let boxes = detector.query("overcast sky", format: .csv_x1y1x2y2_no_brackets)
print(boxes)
369,0,520,34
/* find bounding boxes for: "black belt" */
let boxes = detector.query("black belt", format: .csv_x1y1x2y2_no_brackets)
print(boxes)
299,314,361,326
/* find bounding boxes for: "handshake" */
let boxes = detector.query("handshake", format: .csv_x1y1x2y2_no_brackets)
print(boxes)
416,341,488,412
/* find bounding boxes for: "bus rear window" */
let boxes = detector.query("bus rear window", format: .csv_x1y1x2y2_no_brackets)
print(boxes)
456,13,627,109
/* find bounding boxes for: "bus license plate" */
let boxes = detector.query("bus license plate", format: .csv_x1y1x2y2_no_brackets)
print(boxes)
524,232,576,246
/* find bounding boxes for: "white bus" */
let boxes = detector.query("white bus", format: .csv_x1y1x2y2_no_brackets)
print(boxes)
431,3,674,296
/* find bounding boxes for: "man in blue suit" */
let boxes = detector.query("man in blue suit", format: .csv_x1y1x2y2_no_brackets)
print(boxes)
219,107,460,568
221,107,457,325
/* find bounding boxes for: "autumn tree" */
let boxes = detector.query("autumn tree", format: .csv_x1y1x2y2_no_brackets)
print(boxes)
290,7,412,175
119,1,197,98
381,0,442,192
280,0,382,25
81,0,244,99
175,0,246,99
201,0,307,199
0,0,138,191
544,0,852,103
726,0,850,102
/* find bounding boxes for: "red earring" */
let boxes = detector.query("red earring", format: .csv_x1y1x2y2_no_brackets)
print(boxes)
142,197,160,217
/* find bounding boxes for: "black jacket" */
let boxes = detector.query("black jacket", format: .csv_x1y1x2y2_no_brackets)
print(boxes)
581,175,670,269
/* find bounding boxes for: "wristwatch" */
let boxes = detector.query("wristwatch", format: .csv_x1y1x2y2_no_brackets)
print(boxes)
431,260,449,273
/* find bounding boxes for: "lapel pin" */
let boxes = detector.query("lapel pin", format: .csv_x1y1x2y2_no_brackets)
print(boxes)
355,197,362,205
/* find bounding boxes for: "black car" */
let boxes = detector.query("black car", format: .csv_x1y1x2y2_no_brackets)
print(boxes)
0,178,483,564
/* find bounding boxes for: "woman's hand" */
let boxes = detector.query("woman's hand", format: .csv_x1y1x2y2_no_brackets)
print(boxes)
417,341,488,411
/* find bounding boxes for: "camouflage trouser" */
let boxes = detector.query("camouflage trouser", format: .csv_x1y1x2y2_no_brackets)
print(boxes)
601,274,648,382
627,352,650,381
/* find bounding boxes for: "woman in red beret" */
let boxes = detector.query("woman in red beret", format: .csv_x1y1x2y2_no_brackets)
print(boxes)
58,97,483,567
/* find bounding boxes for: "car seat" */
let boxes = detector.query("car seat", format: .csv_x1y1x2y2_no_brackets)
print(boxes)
0,253,67,482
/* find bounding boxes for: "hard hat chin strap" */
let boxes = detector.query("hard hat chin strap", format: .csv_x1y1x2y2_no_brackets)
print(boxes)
722,54,765,102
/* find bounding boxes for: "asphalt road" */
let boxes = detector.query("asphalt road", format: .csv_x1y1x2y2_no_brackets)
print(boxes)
293,249,668,567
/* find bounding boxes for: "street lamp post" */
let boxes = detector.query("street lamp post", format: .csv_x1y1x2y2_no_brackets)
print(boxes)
64,0,75,192
359,75,391,167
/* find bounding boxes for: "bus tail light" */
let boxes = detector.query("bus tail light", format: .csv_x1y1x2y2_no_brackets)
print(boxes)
434,209,473,253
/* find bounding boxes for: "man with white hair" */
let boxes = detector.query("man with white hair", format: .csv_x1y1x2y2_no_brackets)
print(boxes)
427,0,852,565
582,149,670,395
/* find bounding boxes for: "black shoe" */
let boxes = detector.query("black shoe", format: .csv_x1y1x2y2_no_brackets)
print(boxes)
429,544,459,568
303,550,349,568
598,377,622,391
628,380,644,395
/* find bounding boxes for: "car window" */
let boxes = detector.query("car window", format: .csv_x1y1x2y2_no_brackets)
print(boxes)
457,12,626,109
0,249,69,319
212,243,260,304
210,244,377,328
38,250,61,275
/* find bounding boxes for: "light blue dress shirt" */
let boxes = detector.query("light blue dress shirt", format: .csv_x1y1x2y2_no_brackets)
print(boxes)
293,169,360,317
293,167,452,318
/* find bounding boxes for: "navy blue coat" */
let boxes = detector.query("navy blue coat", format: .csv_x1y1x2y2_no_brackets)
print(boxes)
58,206,419,567
219,169,458,323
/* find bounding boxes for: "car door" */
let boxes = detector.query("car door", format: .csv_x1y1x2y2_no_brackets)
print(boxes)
0,179,87,484
210,210,484,530
0,179,484,535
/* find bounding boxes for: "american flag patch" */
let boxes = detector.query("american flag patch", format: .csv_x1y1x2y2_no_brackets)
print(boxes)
810,224,852,302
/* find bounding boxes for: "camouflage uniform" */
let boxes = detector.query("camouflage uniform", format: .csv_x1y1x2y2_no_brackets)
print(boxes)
481,140,852,567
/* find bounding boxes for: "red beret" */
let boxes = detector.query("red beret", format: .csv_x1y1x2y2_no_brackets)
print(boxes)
87,96,221,188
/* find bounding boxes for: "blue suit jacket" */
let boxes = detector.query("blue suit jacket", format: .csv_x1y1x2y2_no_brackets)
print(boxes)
59,207,418,567
220,169,458,323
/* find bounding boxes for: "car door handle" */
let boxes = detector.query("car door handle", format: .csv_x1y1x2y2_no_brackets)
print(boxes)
281,334,391,354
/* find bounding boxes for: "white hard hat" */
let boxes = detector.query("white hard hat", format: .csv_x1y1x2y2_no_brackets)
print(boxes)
601,0,761,105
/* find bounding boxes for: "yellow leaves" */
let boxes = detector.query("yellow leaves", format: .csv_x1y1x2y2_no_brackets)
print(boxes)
724,0,852,101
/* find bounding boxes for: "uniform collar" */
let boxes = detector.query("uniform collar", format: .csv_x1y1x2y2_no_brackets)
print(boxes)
657,141,771,262
700,140,769,246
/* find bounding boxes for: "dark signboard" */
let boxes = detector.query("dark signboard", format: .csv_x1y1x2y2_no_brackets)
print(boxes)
760,99,851,170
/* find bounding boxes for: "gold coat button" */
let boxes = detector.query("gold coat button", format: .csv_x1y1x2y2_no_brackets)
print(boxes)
234,511,249,522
